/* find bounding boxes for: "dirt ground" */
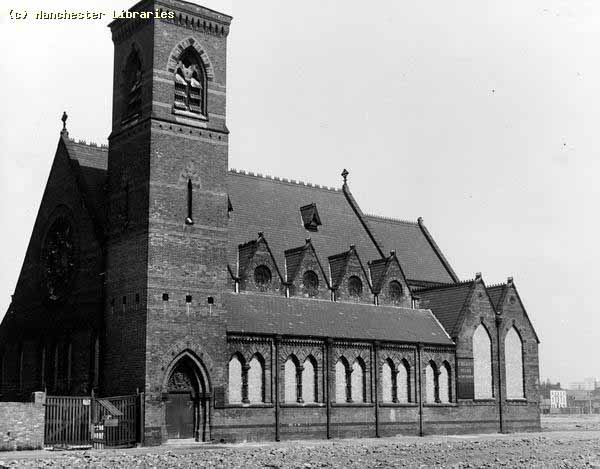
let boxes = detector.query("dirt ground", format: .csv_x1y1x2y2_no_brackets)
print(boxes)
1,416,599,468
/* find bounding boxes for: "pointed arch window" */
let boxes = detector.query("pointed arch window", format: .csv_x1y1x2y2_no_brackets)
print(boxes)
381,359,394,403
0,350,4,391
505,327,525,399
352,359,366,403
425,361,438,403
398,360,411,403
439,362,451,403
248,355,265,403
473,324,493,399
284,357,299,403
302,357,317,403
228,354,243,404
123,46,142,120
335,358,351,403
174,47,206,116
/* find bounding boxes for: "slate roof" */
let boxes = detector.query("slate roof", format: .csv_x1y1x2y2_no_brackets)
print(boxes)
487,281,540,344
62,136,108,236
486,284,506,310
53,139,459,290
227,170,383,277
416,281,475,338
365,215,458,285
224,292,453,345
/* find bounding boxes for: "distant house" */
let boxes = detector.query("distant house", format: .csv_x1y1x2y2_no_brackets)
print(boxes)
550,390,567,409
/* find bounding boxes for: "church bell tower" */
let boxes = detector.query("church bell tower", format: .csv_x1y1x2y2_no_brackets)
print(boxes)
105,0,232,442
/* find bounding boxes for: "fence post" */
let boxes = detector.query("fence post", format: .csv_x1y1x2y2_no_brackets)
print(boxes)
139,391,145,446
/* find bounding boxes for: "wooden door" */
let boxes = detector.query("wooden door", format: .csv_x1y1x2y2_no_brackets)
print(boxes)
166,392,196,439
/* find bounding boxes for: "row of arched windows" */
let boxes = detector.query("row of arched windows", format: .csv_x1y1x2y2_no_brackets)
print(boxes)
228,353,265,404
284,356,317,403
227,354,452,404
472,324,526,400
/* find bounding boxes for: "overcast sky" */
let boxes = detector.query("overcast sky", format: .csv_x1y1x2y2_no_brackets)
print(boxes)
1,0,598,386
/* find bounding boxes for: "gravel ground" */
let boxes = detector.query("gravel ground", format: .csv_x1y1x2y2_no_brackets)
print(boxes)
1,430,599,468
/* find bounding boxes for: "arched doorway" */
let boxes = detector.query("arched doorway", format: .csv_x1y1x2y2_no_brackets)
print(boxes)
165,355,210,441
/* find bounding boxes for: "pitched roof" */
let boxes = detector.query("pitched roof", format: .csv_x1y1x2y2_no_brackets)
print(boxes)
227,170,383,276
486,284,506,310
62,136,108,236
365,215,458,285
487,280,540,344
224,292,453,345
416,281,475,338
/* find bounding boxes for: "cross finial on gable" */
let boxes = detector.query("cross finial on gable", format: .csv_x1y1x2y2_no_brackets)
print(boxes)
341,168,349,184
61,111,69,136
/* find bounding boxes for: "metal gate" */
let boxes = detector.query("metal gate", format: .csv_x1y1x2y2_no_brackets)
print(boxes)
44,396,91,448
44,394,140,449
91,395,138,448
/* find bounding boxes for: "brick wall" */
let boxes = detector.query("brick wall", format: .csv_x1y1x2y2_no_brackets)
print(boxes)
0,394,45,451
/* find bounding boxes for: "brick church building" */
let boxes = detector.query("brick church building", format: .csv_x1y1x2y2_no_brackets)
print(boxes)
0,0,540,445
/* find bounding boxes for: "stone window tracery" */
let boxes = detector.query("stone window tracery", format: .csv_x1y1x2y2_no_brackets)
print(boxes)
348,276,363,299
302,270,319,297
174,47,206,116
388,280,403,303
254,265,272,290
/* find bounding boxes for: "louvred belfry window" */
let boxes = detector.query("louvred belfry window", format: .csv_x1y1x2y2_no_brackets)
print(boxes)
123,47,142,120
174,48,206,116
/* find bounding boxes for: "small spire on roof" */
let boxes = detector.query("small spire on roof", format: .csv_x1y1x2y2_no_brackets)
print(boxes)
475,272,482,281
305,237,311,244
341,168,349,184
61,111,69,136
507,276,514,285
390,250,396,257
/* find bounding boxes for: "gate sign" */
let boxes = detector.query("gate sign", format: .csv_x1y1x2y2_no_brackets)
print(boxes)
104,415,119,427
83,399,91,406
456,357,474,399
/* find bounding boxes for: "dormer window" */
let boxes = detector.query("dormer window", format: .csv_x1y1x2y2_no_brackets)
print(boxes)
300,203,322,232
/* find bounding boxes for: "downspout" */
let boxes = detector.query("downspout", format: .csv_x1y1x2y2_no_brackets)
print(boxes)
495,315,504,433
373,341,380,437
417,343,424,436
274,335,281,441
326,338,332,439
